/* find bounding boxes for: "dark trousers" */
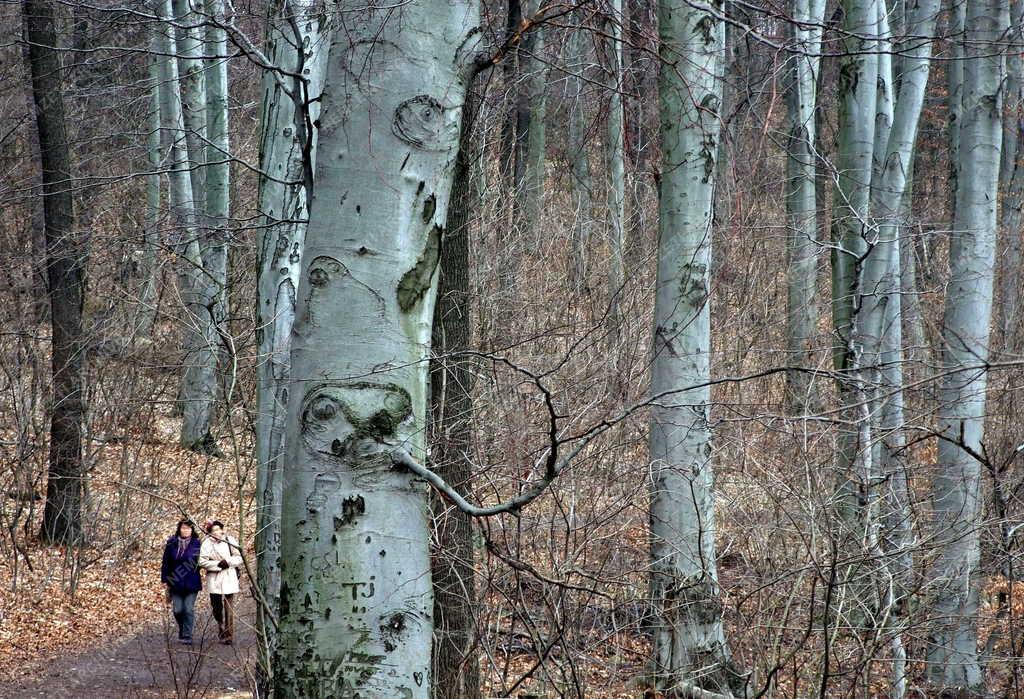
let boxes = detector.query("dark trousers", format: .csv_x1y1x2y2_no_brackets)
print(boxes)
170,590,197,640
210,593,235,641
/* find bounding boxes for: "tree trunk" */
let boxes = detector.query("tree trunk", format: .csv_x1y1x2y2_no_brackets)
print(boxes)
26,0,87,545
863,0,939,690
171,0,219,452
522,3,546,242
946,0,965,223
566,17,592,294
648,0,743,693
204,0,230,386
137,52,163,338
429,87,481,699
171,0,207,211
254,0,331,683
829,0,878,526
272,0,478,694
153,0,207,449
606,0,626,337
927,0,1005,688
999,0,1024,350
783,0,826,414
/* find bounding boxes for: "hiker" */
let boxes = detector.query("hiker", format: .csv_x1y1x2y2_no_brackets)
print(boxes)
199,519,243,645
160,519,202,645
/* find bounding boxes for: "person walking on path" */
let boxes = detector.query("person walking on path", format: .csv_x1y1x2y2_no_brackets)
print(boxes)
161,519,202,645
199,520,243,644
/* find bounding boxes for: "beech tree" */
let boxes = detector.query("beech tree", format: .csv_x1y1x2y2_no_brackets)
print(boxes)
927,0,1005,687
272,0,480,694
647,0,743,692
254,0,331,671
783,0,826,413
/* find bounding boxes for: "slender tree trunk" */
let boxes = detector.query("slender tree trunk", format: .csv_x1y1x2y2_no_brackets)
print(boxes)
204,0,230,365
927,0,1005,688
254,0,331,683
154,0,207,447
783,0,826,414
137,53,163,338
606,0,626,337
999,0,1024,350
523,3,546,242
862,0,939,691
946,0,965,223
648,0,743,693
429,87,482,699
171,0,220,452
829,0,879,525
272,0,478,693
26,0,87,545
171,0,207,212
566,16,592,294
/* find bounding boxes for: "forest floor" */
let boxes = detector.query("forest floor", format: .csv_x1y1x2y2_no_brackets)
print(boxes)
1,586,256,698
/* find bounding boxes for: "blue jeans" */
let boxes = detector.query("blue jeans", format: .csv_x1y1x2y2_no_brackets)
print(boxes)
170,590,198,640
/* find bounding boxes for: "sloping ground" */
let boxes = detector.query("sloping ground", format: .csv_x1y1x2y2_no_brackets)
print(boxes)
2,594,256,698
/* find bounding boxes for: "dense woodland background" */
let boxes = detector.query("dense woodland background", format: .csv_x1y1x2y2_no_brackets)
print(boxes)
1,0,1023,696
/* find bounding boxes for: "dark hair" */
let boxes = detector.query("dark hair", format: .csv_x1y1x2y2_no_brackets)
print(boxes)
206,520,224,534
175,519,197,538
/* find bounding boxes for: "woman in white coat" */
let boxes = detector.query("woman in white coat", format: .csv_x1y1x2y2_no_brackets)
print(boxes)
199,520,243,644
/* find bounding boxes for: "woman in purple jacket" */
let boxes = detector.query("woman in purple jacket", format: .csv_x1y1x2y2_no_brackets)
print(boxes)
161,519,202,644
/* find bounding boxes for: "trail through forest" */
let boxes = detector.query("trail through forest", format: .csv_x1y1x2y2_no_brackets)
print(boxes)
3,596,255,698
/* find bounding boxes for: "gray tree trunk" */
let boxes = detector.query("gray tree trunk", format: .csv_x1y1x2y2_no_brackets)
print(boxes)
153,0,208,451
203,0,230,371
171,0,220,450
566,18,592,294
829,0,878,524
26,0,87,545
523,2,546,239
648,0,743,693
137,53,163,338
783,0,826,413
171,0,207,211
254,0,331,681
862,0,939,690
606,0,626,336
927,0,1005,688
272,0,478,694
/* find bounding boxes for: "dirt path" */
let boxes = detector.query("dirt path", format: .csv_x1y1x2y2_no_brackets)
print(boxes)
4,595,258,698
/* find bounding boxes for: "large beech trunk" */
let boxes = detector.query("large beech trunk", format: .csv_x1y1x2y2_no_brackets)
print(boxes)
647,0,742,693
272,1,479,694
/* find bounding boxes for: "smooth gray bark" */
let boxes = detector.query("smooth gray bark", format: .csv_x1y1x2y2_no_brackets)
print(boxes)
523,0,546,241
254,0,331,680
566,18,593,294
829,0,879,523
783,0,826,413
203,0,230,348
167,0,219,452
154,0,208,450
927,0,1005,687
606,0,626,335
648,0,743,693
171,0,207,211
862,0,939,690
272,0,478,694
138,53,163,338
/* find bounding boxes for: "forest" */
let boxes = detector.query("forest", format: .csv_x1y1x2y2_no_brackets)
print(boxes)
1,0,1022,695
